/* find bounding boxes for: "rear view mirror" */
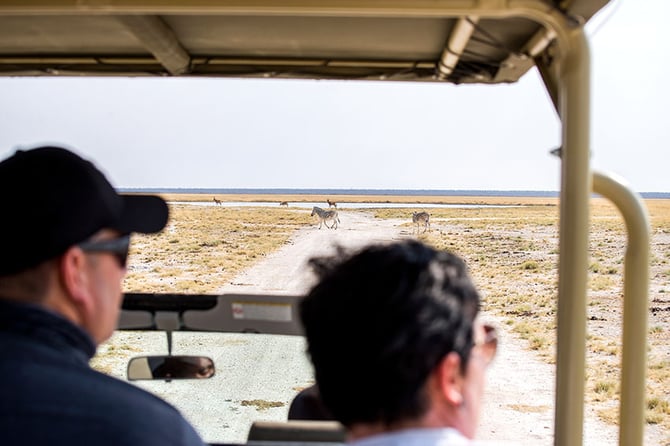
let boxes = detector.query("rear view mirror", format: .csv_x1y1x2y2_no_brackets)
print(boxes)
127,355,215,381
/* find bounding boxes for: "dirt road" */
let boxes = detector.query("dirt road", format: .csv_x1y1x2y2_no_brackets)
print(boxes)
121,209,620,444
214,210,618,444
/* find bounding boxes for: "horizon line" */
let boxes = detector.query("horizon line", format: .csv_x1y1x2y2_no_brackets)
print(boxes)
118,187,670,198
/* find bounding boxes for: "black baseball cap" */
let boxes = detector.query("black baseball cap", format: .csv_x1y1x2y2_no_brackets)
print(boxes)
0,146,169,276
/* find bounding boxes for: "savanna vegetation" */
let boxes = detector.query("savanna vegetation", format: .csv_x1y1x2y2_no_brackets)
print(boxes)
105,194,668,437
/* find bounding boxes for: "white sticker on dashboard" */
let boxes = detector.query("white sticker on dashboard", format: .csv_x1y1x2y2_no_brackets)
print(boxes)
231,302,292,322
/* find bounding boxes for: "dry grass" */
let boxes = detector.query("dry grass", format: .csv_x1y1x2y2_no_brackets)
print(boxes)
124,204,311,293
110,193,669,436
240,400,286,410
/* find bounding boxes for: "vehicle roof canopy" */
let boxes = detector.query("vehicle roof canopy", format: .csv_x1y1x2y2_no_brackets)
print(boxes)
0,0,609,83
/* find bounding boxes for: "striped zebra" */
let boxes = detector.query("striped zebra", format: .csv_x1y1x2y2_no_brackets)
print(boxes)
412,211,430,233
311,206,340,229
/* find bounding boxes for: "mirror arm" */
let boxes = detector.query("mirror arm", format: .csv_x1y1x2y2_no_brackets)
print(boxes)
153,311,182,355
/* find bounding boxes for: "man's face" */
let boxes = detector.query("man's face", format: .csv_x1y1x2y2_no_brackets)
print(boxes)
80,229,128,344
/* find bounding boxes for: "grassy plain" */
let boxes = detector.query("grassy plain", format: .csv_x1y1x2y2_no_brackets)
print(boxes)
124,205,311,293
114,193,669,436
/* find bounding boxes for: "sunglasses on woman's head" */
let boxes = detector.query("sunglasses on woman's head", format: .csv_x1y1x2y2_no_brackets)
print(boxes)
472,324,498,366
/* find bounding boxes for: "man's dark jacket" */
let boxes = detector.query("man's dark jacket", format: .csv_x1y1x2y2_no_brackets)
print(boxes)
0,299,207,446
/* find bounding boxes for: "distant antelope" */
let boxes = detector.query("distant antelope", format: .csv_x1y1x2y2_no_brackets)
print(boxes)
412,212,430,233
326,199,337,208
213,197,222,206
311,206,340,229
279,201,289,207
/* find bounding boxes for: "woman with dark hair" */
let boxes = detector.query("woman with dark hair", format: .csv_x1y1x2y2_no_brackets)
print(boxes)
299,240,501,445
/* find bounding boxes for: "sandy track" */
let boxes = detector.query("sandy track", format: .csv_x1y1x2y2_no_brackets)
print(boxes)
124,210,620,444
215,210,618,444
216,210,406,295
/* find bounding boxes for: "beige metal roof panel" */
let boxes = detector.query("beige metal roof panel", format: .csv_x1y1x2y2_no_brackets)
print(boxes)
0,0,611,83
166,16,451,59
0,16,146,54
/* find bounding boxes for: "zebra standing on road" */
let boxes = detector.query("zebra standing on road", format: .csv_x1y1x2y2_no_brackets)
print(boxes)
311,206,340,230
412,211,430,233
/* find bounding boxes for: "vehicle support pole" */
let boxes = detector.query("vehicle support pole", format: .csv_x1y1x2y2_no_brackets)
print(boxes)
592,172,649,446
555,28,590,446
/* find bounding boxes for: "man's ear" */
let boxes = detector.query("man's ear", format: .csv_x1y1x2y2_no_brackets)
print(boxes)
434,352,465,407
59,246,93,311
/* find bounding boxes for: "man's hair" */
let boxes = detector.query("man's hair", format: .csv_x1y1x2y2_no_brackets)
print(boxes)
0,259,56,303
299,241,480,428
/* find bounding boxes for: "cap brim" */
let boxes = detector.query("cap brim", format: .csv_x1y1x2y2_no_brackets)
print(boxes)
116,195,169,234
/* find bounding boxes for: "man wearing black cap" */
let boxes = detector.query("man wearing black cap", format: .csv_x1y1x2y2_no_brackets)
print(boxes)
0,146,206,446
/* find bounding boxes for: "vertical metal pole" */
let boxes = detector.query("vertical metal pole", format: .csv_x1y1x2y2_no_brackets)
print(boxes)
619,214,649,446
593,172,650,446
554,28,590,446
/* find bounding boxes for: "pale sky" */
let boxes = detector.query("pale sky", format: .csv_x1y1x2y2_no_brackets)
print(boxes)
1,0,668,192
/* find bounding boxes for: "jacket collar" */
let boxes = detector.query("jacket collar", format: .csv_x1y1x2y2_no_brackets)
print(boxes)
0,298,97,362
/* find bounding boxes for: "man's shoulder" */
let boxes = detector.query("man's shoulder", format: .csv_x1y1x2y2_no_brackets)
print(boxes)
1,348,200,431
67,363,195,423
1,362,206,446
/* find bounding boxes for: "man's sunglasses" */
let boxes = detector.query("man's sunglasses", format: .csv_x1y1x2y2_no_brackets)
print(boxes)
78,235,131,268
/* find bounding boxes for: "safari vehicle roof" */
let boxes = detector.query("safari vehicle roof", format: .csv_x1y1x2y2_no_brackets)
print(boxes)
0,0,608,83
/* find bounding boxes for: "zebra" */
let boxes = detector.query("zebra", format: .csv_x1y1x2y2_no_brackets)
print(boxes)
279,201,289,207
311,206,340,229
326,199,337,208
412,211,430,233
